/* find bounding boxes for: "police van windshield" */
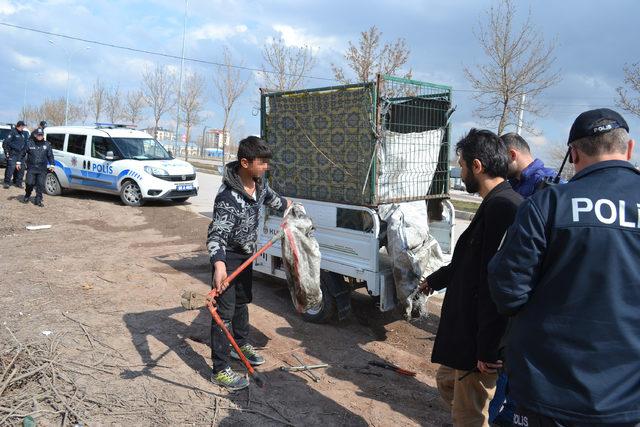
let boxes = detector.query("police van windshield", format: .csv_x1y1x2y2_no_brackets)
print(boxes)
111,137,172,160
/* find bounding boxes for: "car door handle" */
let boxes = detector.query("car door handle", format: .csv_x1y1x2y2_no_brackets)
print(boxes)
87,160,91,170
83,160,86,169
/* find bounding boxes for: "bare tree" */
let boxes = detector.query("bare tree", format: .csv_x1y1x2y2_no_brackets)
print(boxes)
88,78,107,123
21,105,40,127
331,26,411,84
213,47,249,163
261,37,316,91
180,71,207,159
105,85,123,123
616,62,640,118
464,0,561,135
141,64,176,138
547,144,574,181
40,97,82,126
122,90,146,126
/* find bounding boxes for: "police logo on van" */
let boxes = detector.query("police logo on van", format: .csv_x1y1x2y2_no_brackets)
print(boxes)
92,162,114,174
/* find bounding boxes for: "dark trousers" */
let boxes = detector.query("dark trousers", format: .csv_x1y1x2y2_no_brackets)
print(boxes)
25,169,46,202
210,252,253,373
4,156,24,185
514,407,640,427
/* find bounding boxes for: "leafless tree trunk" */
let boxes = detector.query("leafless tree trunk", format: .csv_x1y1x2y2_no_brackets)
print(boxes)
261,37,316,91
141,64,177,138
122,90,146,126
105,85,123,123
180,71,207,159
616,62,640,118
213,47,249,164
331,26,411,84
464,0,561,135
88,78,107,123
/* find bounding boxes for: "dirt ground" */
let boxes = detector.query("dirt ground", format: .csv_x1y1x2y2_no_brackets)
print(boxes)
0,185,450,426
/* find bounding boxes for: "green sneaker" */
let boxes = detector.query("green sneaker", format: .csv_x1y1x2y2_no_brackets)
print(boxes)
211,367,249,391
230,344,265,366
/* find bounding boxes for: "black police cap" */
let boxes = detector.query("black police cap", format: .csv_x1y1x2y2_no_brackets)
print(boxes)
568,108,629,145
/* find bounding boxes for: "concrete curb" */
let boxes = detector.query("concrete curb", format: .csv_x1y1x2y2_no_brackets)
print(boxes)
455,210,475,221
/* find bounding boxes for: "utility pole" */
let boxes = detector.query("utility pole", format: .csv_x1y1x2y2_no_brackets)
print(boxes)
48,40,89,125
175,0,188,160
201,125,208,157
516,93,526,135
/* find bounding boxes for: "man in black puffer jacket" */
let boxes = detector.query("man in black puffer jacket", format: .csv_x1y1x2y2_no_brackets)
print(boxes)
3,120,28,189
19,128,54,207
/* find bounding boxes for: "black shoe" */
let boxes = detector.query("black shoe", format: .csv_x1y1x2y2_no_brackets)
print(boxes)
13,183,23,188
20,196,30,204
2,183,9,189
33,200,44,207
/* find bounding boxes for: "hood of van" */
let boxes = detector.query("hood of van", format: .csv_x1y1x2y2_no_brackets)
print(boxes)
150,159,195,175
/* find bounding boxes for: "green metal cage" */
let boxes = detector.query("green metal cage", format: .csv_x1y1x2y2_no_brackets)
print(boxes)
261,74,452,206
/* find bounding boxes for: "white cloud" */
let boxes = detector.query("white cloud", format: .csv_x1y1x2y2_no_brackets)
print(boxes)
190,24,247,41
272,24,338,50
45,68,70,88
526,134,550,147
0,0,27,15
14,53,42,69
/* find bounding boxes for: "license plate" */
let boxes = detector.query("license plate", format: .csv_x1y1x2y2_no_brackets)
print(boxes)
176,184,193,191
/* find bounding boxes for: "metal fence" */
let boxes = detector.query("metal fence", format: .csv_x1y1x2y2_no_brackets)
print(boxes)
261,74,452,206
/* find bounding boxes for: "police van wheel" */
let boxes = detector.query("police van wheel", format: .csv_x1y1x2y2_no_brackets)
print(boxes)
120,180,144,207
45,172,63,196
301,271,338,324
173,197,189,203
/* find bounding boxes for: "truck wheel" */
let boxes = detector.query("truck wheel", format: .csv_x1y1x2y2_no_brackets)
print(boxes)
45,172,63,196
301,270,338,324
120,180,144,206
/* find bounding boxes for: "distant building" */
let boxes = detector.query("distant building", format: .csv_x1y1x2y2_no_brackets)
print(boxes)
142,127,175,142
204,129,230,149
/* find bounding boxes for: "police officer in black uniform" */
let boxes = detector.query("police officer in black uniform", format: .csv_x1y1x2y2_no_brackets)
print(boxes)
488,108,639,426
29,121,47,142
2,120,28,188
20,127,54,207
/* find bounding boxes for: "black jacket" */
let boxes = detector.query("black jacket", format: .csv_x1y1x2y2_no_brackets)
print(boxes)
428,181,522,370
24,139,54,170
2,128,27,158
206,161,287,264
488,161,640,424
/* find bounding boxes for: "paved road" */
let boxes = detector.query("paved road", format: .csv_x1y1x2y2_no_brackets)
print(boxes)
184,171,470,244
450,189,482,203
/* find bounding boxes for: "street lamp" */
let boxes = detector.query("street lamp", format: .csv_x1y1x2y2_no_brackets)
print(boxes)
12,68,42,116
175,0,188,160
48,39,90,125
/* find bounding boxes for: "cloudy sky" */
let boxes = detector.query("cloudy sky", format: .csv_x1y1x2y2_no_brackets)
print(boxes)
0,0,638,165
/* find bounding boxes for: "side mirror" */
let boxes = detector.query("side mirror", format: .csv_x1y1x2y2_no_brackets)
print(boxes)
168,149,174,159
105,150,115,161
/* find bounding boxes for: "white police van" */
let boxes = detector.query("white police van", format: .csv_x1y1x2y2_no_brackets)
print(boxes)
44,124,198,206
